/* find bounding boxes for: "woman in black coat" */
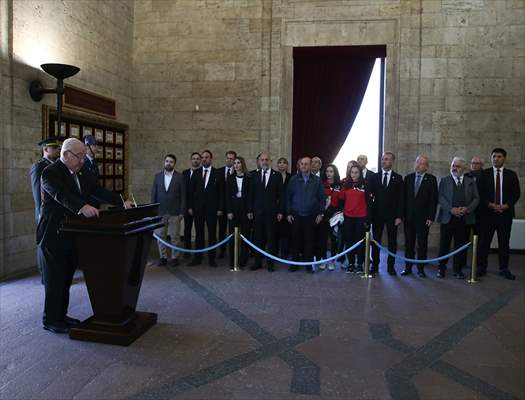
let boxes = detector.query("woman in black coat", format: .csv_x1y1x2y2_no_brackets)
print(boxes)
225,156,252,269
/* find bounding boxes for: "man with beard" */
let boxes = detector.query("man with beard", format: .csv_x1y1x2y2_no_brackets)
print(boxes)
151,154,186,266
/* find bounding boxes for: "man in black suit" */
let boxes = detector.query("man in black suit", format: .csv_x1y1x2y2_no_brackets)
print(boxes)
182,152,201,257
357,154,376,185
187,150,224,267
401,155,438,277
371,151,404,275
37,138,131,334
477,148,521,280
217,150,237,258
248,152,284,272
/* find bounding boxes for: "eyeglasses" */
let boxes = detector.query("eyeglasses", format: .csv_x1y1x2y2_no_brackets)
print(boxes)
67,150,86,160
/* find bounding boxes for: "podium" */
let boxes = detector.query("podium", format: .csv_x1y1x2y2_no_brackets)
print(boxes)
62,204,163,346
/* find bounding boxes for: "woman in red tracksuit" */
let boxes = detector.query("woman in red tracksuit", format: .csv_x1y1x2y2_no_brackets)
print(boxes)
337,164,373,273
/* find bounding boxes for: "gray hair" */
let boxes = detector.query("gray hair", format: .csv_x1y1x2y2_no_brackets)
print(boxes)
60,137,84,158
451,156,466,166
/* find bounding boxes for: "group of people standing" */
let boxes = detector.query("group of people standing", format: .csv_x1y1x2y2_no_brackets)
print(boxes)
151,148,521,280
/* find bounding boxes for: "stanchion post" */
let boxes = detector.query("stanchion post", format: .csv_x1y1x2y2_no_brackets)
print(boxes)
467,235,479,284
233,227,240,272
361,231,372,279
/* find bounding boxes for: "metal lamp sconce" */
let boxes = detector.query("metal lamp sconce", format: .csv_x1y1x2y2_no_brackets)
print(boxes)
29,63,80,136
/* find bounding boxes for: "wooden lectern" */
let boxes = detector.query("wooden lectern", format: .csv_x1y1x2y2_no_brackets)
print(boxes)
62,204,163,346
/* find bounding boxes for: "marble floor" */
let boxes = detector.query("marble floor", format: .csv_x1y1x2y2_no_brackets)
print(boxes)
0,254,524,400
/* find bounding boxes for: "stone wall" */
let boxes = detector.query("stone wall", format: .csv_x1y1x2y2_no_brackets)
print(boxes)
1,0,523,279
0,0,134,279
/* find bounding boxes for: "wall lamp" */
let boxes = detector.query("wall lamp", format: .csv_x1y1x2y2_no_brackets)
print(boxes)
29,63,80,135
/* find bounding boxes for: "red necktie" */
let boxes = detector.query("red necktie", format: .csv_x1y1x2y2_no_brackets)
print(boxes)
495,169,501,205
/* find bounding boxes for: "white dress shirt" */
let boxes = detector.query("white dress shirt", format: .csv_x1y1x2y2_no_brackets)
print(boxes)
493,166,504,204
164,170,173,191
381,169,392,186
235,175,243,198
202,167,211,188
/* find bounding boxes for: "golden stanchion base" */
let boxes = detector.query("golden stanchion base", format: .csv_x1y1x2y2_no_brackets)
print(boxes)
230,267,241,272
466,278,479,284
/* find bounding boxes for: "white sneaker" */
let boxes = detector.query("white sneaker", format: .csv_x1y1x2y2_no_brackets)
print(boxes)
328,262,335,271
319,263,326,270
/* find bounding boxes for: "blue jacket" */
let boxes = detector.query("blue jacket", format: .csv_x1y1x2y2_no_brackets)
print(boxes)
286,173,326,217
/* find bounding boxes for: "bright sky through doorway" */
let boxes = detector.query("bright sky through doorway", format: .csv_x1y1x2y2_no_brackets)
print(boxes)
333,58,382,175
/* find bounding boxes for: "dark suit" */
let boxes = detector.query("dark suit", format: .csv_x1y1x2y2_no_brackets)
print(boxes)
188,166,224,263
83,156,100,178
80,157,103,208
182,168,196,254
371,170,404,273
403,172,438,272
277,172,292,258
363,169,376,187
37,160,121,325
217,166,234,257
30,157,53,222
249,168,284,268
225,174,251,267
477,167,521,274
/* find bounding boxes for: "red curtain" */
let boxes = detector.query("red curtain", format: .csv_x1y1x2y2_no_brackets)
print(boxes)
292,45,386,167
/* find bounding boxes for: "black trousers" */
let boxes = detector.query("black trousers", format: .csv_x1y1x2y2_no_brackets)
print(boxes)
438,218,469,273
254,214,278,267
228,199,250,267
404,219,430,271
218,213,228,256
38,243,77,324
277,219,291,259
194,210,218,262
184,213,194,252
372,217,398,270
478,212,513,273
291,215,316,262
315,208,338,261
344,217,366,265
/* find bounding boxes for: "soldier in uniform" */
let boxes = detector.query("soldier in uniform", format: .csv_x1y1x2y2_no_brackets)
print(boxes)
30,137,61,284
30,137,61,222
82,134,100,178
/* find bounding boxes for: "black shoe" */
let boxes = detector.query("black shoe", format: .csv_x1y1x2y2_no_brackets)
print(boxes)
369,266,378,274
251,264,261,271
454,272,465,279
267,266,274,272
417,270,426,278
388,267,397,276
499,270,516,280
43,322,69,334
400,269,412,276
306,266,314,274
170,259,180,267
65,316,81,326
209,260,217,267
188,259,201,266
288,266,298,272
158,258,167,266
347,265,355,274
437,271,445,279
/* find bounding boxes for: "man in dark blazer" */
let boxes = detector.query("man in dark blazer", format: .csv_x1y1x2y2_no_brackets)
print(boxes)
248,152,284,272
151,154,186,267
182,152,201,257
37,138,131,334
187,150,224,267
357,154,376,185
217,150,237,258
477,148,521,280
436,157,479,279
370,151,404,275
31,137,61,222
401,156,438,278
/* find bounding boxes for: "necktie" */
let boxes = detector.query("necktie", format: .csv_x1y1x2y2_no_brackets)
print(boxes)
414,174,422,195
495,169,501,205
262,170,267,187
73,173,81,193
456,177,462,187
382,172,388,187
203,168,208,188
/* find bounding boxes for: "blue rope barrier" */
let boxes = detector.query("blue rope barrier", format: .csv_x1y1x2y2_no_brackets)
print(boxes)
371,239,471,264
153,233,233,254
241,234,364,266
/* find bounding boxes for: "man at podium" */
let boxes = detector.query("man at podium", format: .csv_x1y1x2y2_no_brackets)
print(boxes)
37,138,132,334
